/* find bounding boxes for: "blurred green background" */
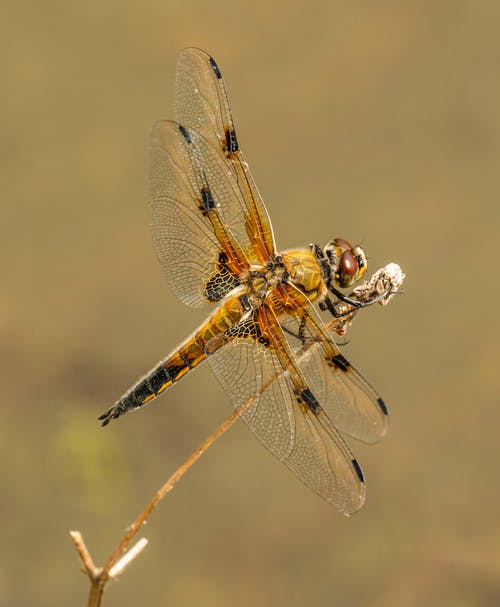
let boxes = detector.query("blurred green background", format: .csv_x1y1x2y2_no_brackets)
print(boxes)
2,1,500,605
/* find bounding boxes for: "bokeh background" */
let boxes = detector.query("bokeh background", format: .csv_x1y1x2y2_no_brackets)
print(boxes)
2,1,500,605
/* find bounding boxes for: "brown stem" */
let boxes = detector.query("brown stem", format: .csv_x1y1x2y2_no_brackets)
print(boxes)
87,580,106,607
102,405,244,572
70,404,247,607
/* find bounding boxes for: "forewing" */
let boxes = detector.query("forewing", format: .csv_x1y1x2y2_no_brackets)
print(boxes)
150,121,251,308
175,47,276,261
206,308,365,514
279,285,389,444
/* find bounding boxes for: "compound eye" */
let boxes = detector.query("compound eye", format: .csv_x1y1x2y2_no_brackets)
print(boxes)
333,237,353,251
341,250,358,277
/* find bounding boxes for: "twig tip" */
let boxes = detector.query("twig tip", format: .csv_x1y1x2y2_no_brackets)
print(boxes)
108,538,149,579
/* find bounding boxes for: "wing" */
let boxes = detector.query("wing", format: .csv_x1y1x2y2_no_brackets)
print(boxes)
150,121,253,308
175,47,276,263
276,283,389,444
206,302,366,514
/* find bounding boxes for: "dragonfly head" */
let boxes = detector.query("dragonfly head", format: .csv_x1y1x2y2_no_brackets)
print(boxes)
324,238,367,288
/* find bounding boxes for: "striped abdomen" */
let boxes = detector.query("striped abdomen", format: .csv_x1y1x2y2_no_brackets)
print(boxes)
99,295,247,426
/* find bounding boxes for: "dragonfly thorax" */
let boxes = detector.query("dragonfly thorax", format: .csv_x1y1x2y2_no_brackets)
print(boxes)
243,255,289,301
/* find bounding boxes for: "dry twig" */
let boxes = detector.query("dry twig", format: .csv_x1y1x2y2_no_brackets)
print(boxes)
70,404,248,607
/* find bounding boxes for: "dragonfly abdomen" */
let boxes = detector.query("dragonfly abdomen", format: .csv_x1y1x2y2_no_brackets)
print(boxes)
98,345,204,426
99,294,247,426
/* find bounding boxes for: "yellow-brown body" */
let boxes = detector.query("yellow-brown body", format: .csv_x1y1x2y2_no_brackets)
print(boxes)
100,248,326,423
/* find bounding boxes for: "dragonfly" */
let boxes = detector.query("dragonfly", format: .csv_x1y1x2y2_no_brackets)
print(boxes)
100,48,394,514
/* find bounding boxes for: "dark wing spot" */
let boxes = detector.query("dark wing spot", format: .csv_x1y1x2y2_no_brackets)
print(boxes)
204,251,240,302
225,314,261,341
225,128,239,153
331,353,350,372
377,397,389,415
352,459,365,483
178,124,192,143
200,186,216,211
300,388,320,414
209,56,222,79
219,250,230,265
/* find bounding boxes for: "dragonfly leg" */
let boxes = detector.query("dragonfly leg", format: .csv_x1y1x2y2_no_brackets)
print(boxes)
329,286,391,309
281,314,309,345
319,295,346,318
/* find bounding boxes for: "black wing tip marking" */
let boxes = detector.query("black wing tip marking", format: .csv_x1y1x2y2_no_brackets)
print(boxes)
209,55,222,79
331,355,388,417
377,397,389,416
178,124,192,143
352,459,365,483
331,353,351,372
